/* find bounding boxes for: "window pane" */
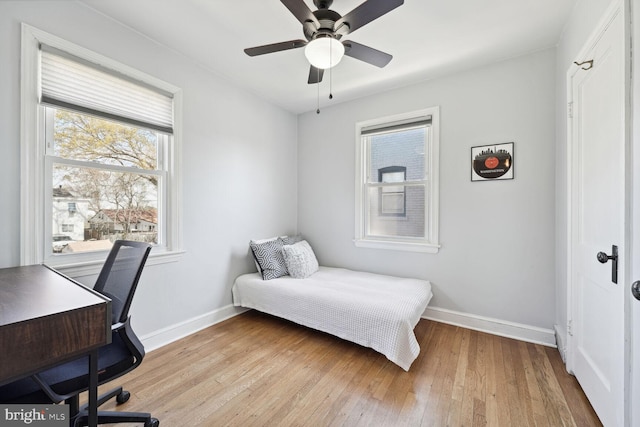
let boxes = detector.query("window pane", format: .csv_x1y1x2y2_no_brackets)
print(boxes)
52,109,158,170
367,184,425,238
52,164,158,253
369,127,425,183
381,171,404,183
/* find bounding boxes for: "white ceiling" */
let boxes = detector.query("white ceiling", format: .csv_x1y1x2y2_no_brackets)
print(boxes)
79,0,577,114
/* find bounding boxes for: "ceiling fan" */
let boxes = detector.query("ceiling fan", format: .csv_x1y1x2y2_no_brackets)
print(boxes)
244,0,403,84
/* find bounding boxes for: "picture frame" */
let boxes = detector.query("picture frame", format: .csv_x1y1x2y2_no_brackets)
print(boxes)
471,142,514,181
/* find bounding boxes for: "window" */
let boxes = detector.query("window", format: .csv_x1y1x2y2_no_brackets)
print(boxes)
21,25,183,272
355,108,440,253
46,108,164,250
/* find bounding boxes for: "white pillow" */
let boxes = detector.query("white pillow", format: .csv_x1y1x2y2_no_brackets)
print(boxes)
282,240,319,279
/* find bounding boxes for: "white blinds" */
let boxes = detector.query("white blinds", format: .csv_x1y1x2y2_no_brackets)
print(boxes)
40,45,174,134
361,115,432,137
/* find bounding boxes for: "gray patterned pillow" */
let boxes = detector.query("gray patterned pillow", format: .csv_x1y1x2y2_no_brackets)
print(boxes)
281,240,319,279
250,238,288,280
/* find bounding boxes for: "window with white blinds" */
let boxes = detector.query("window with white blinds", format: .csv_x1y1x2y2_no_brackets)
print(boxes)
354,107,440,253
40,45,174,134
20,24,183,272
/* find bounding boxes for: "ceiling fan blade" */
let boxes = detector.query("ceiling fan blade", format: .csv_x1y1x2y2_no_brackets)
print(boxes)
343,40,392,67
244,39,307,57
308,66,324,84
334,0,403,34
281,0,320,27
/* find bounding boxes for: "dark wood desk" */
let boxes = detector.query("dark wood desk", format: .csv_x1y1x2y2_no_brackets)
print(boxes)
0,265,111,427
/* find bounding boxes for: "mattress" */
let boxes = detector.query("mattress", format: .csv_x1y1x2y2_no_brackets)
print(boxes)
232,266,433,371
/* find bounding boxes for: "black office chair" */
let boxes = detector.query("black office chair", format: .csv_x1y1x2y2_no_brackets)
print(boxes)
0,240,159,427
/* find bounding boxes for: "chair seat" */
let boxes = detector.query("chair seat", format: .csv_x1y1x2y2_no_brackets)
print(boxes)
0,333,133,404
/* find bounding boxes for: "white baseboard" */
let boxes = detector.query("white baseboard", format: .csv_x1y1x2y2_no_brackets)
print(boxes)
140,305,556,353
422,306,557,347
140,304,249,352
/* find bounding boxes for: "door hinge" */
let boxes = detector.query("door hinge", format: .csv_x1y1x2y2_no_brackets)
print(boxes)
568,101,573,119
567,320,573,336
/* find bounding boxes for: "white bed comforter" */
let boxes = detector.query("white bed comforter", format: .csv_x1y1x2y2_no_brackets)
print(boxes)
232,266,433,371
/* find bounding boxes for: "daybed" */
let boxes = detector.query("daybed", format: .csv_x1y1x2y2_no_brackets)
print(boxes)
233,263,433,371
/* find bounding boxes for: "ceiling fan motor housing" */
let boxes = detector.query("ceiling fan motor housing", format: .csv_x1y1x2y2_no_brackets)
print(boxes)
303,8,348,41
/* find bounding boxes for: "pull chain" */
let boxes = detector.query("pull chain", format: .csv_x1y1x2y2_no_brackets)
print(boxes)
316,67,320,114
329,39,333,100
329,66,333,100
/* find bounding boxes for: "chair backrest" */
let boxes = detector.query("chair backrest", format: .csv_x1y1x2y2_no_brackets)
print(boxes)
94,240,151,324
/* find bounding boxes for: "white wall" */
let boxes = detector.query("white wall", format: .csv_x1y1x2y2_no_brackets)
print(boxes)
554,0,616,358
0,1,298,343
297,49,557,331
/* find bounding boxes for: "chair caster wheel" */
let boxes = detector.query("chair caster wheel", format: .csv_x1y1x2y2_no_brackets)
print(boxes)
116,390,130,404
145,418,159,427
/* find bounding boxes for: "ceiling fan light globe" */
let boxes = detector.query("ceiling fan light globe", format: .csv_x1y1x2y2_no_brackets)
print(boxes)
304,37,345,69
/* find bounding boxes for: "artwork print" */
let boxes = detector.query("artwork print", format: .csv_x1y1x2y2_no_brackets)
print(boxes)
471,142,514,181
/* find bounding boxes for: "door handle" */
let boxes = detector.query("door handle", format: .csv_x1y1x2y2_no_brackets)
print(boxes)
632,281,640,301
596,245,618,284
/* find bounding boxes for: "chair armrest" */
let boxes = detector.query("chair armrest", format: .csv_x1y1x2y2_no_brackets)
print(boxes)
116,317,145,365
30,373,74,403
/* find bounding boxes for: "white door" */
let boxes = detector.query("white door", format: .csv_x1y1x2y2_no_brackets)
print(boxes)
632,1,640,424
569,9,625,427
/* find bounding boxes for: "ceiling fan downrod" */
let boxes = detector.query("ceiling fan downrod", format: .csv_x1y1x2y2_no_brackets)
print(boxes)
313,0,333,9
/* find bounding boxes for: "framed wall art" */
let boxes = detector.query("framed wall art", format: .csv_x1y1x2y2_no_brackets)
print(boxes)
471,142,514,181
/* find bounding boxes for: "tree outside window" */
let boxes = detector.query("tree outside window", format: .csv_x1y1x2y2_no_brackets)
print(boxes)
49,109,163,254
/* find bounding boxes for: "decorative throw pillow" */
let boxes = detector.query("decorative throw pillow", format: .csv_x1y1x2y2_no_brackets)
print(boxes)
250,238,289,280
249,236,280,276
282,240,319,279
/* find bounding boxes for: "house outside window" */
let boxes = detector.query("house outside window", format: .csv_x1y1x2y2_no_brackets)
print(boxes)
355,107,440,253
20,25,183,272
52,186,89,241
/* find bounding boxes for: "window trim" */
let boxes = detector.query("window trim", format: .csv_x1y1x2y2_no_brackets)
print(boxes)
354,107,440,253
20,24,184,274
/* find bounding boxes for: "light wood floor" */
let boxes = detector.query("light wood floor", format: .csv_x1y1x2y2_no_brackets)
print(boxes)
97,310,601,426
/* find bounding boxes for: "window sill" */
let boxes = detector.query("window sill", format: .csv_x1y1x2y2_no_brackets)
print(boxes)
46,249,185,278
353,239,440,253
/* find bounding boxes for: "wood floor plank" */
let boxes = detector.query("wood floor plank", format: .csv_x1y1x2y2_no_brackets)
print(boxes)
325,354,386,427
545,346,601,426
94,311,602,426
483,333,497,426
419,322,463,426
510,339,537,426
451,328,472,427
529,344,578,427
471,332,487,427
278,343,363,426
